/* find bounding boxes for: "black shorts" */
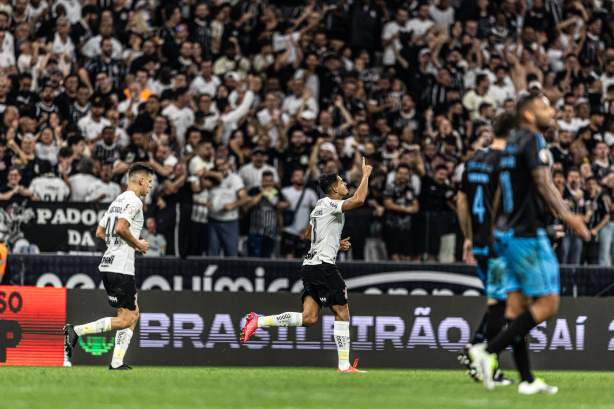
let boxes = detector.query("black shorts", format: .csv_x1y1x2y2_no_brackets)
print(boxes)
301,262,348,308
383,226,412,256
280,232,311,258
100,270,138,311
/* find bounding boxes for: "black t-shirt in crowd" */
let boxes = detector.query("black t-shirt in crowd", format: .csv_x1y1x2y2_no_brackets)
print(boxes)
460,148,502,258
497,128,548,237
419,176,455,213
550,145,574,173
247,186,286,238
383,181,417,231
591,160,613,182
586,192,609,241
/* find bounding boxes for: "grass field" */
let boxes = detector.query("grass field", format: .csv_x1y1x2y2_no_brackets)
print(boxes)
2,367,614,409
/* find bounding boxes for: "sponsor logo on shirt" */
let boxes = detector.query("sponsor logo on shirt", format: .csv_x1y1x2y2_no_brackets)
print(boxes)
101,256,115,265
108,296,118,303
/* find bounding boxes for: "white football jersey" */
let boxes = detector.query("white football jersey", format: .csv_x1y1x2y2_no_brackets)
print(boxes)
29,174,70,201
303,197,345,266
98,191,144,275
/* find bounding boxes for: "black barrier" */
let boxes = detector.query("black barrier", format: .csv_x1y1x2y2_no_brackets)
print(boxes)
8,254,489,296
66,290,614,370
9,254,614,297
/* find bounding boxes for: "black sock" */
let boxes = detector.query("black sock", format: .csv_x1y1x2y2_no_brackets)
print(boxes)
511,335,534,383
484,302,507,342
470,310,489,345
486,311,537,355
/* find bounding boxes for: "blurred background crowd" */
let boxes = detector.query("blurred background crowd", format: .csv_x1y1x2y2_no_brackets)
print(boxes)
0,0,613,265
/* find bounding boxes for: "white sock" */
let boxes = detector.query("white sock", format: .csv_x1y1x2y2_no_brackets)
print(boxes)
74,318,112,337
334,321,350,370
110,328,133,368
257,312,302,327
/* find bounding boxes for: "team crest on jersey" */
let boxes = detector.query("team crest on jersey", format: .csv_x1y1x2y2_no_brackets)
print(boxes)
127,205,136,214
538,149,550,166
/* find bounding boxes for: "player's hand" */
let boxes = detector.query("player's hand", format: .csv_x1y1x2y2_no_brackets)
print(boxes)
462,238,477,266
223,203,234,211
564,213,591,241
136,239,149,254
339,237,351,252
362,157,372,178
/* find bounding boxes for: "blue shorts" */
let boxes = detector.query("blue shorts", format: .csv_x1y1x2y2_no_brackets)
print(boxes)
494,228,560,297
477,257,508,301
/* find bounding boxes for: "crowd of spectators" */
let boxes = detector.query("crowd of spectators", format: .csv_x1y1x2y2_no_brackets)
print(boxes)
1,0,614,266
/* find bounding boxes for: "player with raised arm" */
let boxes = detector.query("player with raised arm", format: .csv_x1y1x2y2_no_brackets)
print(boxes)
469,94,590,393
457,112,516,386
240,158,373,372
63,163,153,370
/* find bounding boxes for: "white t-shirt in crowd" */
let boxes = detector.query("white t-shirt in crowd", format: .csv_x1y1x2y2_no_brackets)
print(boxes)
161,103,195,147
78,114,111,140
238,162,279,190
189,75,221,97
68,173,100,201
29,174,70,201
85,180,122,203
280,186,318,237
208,172,245,222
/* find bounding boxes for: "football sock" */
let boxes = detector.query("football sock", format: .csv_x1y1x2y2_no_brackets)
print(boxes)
486,311,536,355
110,328,133,369
258,312,302,327
470,310,489,345
484,302,507,342
334,321,351,370
511,334,534,383
74,317,112,337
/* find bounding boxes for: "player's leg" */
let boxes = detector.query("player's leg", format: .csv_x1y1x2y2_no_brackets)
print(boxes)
330,304,351,371
64,270,119,357
240,294,320,343
108,274,139,370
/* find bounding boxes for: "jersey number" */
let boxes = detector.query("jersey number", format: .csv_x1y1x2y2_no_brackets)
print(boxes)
500,171,514,213
472,185,485,224
105,217,120,245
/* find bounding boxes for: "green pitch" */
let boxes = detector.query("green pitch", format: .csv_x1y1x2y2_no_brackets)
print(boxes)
2,367,614,409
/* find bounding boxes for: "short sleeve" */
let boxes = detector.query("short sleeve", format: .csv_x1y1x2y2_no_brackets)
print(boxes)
118,197,142,225
523,133,548,171
232,175,245,192
99,210,108,228
330,199,344,215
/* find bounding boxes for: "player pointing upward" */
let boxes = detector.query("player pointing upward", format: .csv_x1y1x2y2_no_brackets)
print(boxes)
64,163,153,370
241,158,373,372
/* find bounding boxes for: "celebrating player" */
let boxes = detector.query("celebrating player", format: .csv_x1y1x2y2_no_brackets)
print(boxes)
63,163,153,370
457,112,516,385
470,94,590,393
240,158,373,372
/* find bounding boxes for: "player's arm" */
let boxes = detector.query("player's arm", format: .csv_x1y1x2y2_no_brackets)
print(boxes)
531,167,590,241
115,217,149,253
96,224,106,241
303,223,312,241
341,158,373,213
456,191,472,240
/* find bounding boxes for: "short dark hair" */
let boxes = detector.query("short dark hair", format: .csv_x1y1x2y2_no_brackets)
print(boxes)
586,176,598,184
516,92,543,123
175,87,189,99
475,74,487,87
319,173,339,194
552,170,565,179
128,163,153,180
434,165,448,173
567,166,580,177
396,163,411,173
262,171,274,179
492,112,517,139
